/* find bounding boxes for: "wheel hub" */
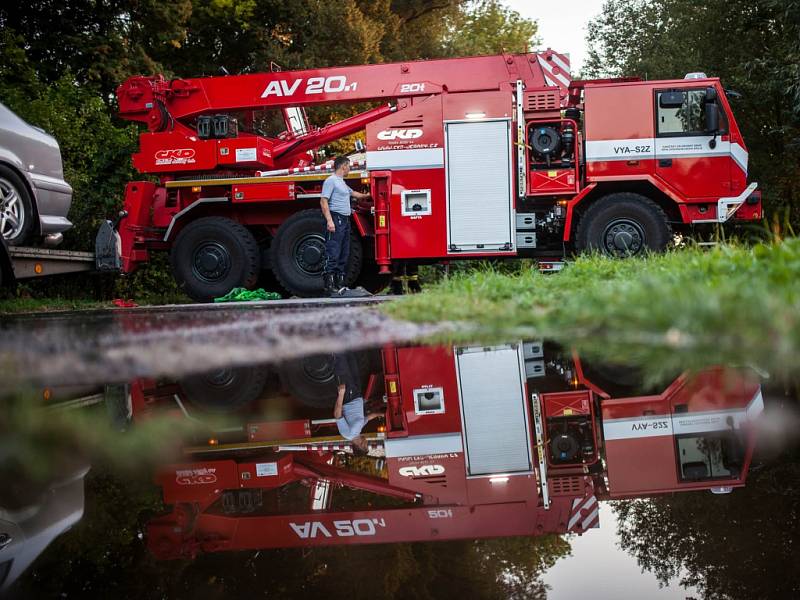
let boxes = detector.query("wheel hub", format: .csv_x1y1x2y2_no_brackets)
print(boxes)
603,219,645,257
294,234,326,275
0,177,24,240
302,354,335,382
192,242,231,282
206,369,235,387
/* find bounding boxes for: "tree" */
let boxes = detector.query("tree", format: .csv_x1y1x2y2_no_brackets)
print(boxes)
444,0,539,56
584,0,800,226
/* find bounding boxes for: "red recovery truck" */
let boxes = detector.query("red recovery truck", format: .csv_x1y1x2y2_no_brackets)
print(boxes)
141,341,763,558
115,50,762,301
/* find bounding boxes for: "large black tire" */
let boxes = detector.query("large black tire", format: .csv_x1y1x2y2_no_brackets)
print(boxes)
0,165,35,246
179,365,269,414
270,209,362,297
575,193,671,257
278,353,339,408
277,351,373,408
170,216,260,302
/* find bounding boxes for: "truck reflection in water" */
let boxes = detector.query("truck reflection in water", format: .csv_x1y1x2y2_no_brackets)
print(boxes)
131,341,763,560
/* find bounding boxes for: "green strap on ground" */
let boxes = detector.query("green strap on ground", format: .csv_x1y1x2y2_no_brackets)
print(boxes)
213,287,282,303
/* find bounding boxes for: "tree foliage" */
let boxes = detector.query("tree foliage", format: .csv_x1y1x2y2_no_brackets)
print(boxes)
443,0,540,56
584,0,800,224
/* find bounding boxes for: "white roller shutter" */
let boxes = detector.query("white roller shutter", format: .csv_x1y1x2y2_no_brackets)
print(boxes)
456,345,532,476
445,120,514,252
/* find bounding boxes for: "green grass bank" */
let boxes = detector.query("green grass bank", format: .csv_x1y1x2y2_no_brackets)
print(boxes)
385,240,800,381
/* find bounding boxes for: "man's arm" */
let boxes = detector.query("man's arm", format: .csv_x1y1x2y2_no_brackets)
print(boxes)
320,197,335,232
333,384,346,419
350,190,371,201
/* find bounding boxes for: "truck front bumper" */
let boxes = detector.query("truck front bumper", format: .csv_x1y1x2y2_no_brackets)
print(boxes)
688,182,761,223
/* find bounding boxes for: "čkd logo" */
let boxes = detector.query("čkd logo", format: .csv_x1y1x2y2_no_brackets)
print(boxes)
377,128,423,141
398,464,445,477
155,148,196,160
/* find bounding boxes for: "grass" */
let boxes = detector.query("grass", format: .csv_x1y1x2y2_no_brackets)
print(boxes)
385,240,800,381
0,297,109,314
0,293,190,314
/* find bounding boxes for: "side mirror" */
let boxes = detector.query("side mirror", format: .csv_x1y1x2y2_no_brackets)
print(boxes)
705,102,720,133
705,86,717,103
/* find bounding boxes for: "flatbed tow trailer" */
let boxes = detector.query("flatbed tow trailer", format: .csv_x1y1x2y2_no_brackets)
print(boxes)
0,221,121,288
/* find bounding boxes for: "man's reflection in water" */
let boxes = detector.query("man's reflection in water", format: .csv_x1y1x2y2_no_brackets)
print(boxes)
332,352,382,454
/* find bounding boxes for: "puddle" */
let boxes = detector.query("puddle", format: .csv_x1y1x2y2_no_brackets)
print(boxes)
0,303,444,393
0,308,797,599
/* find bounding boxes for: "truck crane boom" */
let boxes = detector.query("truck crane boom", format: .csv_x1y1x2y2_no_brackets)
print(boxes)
118,50,570,123
116,50,571,174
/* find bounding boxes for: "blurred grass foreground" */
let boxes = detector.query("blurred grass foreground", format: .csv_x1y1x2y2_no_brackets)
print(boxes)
385,240,800,380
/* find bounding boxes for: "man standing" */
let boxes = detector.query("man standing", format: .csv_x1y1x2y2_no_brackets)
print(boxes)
320,156,370,296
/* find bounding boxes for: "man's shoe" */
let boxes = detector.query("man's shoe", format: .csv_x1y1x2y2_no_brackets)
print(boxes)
335,272,348,292
323,272,336,296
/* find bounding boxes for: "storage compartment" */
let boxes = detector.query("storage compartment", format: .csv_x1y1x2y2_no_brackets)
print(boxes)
456,345,532,476
516,232,537,248
401,189,432,216
414,386,445,415
516,213,536,230
445,120,514,252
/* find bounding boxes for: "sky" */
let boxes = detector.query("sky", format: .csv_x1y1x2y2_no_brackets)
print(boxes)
541,503,697,599
503,0,607,74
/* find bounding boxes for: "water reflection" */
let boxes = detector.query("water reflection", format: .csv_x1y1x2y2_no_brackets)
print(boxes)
0,339,794,599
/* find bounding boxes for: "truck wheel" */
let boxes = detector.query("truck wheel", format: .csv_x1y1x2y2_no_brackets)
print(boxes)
278,353,338,408
179,365,269,414
0,166,35,246
270,209,363,297
170,217,260,302
278,351,372,408
575,193,671,257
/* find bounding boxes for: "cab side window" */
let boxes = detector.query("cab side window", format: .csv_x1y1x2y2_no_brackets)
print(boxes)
677,433,744,481
656,89,707,135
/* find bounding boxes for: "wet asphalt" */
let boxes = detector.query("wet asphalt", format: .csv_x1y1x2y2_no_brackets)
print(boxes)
0,296,447,394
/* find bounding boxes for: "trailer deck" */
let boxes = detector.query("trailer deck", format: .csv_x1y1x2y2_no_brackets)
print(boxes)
7,246,97,279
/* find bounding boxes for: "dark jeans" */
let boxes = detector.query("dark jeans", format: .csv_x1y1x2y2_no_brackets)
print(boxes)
324,212,350,275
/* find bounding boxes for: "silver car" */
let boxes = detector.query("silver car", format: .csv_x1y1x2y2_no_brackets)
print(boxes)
0,102,72,246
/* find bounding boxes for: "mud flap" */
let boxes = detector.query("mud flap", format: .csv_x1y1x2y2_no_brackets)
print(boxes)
95,220,121,272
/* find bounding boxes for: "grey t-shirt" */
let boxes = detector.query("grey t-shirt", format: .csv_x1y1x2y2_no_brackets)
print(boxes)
336,397,366,440
321,174,353,216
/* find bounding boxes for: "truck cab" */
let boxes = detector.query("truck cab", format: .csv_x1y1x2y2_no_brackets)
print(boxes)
582,77,758,223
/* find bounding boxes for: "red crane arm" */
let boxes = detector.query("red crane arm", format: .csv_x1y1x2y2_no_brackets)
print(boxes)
117,50,571,127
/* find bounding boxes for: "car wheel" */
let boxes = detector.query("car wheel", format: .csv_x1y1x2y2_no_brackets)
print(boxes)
0,166,35,246
170,216,260,302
